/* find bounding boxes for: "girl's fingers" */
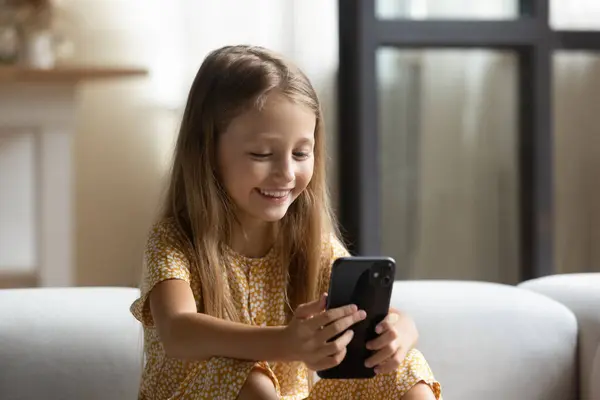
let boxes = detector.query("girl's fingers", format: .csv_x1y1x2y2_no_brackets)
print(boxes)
319,328,354,357
366,328,397,351
364,343,396,369
295,293,327,319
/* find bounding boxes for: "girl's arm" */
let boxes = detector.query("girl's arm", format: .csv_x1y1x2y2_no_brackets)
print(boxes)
150,279,288,362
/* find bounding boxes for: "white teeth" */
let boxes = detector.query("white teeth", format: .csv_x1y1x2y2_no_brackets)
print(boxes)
259,189,290,198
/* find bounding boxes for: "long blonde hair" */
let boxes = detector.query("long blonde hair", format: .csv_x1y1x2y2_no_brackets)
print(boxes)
161,45,340,322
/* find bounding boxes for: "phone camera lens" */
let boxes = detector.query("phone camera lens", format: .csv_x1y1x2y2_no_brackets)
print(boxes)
382,276,392,286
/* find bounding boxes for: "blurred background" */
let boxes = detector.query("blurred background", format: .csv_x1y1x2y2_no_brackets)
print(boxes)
0,0,598,290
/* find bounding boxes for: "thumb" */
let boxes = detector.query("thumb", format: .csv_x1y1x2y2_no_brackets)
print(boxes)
295,293,327,319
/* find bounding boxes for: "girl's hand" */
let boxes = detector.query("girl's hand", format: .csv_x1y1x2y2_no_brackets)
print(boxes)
282,293,367,371
364,308,419,374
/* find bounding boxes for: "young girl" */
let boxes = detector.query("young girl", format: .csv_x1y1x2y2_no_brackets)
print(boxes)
130,45,441,400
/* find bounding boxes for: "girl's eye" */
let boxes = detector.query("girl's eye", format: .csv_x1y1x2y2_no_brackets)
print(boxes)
293,152,310,159
249,152,272,159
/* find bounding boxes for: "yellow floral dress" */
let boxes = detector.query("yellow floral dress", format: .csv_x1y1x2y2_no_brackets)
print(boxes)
130,220,442,399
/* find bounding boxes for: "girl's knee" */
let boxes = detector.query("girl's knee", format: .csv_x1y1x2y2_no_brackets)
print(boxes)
237,368,278,400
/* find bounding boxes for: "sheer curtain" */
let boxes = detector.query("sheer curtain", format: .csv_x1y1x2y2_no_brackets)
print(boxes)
378,0,519,283
551,0,600,274
377,0,600,281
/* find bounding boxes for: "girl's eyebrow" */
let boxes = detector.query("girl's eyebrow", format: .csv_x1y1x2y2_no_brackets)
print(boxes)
245,132,315,145
296,138,315,146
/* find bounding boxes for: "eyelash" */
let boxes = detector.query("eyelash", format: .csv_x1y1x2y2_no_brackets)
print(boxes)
249,152,310,160
249,152,271,158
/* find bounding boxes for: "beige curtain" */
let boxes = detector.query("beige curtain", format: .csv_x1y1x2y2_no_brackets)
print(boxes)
378,0,600,282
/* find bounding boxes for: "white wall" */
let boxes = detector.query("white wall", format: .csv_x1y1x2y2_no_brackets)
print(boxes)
57,0,338,286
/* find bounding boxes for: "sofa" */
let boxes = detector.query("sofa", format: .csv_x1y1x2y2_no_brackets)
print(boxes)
1,274,599,400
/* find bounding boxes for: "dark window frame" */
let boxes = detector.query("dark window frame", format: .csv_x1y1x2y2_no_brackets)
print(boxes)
337,0,600,282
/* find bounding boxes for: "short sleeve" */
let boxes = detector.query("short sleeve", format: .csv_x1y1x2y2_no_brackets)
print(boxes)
130,221,192,327
317,234,350,297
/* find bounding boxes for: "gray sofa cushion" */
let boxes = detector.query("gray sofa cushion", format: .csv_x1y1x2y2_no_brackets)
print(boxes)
391,281,578,400
0,287,142,400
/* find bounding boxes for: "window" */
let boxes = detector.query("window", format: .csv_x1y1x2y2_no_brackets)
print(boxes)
338,0,600,282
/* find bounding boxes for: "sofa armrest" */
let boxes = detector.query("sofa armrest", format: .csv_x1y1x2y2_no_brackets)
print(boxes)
519,273,600,400
0,287,143,400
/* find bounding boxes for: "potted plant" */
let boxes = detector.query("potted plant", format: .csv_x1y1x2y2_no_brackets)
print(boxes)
4,0,71,68
0,6,19,64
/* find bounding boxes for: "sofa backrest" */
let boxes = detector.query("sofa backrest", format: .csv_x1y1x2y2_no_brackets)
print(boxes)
0,282,579,400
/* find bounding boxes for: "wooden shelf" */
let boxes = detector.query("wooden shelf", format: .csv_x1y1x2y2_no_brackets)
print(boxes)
0,65,149,84
0,271,38,288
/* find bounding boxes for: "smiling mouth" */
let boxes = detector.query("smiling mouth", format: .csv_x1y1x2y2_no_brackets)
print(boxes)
257,189,292,199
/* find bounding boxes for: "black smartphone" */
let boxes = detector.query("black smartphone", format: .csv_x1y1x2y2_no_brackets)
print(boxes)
316,256,396,380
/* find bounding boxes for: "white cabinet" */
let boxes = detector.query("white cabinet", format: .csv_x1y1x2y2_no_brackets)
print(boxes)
0,67,146,287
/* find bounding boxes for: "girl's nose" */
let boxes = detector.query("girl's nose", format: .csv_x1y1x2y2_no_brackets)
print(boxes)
276,158,295,183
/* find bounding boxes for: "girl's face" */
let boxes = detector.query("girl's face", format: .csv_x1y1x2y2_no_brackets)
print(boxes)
217,93,316,227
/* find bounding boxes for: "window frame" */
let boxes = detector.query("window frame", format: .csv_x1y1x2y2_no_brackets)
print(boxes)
337,0,600,281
